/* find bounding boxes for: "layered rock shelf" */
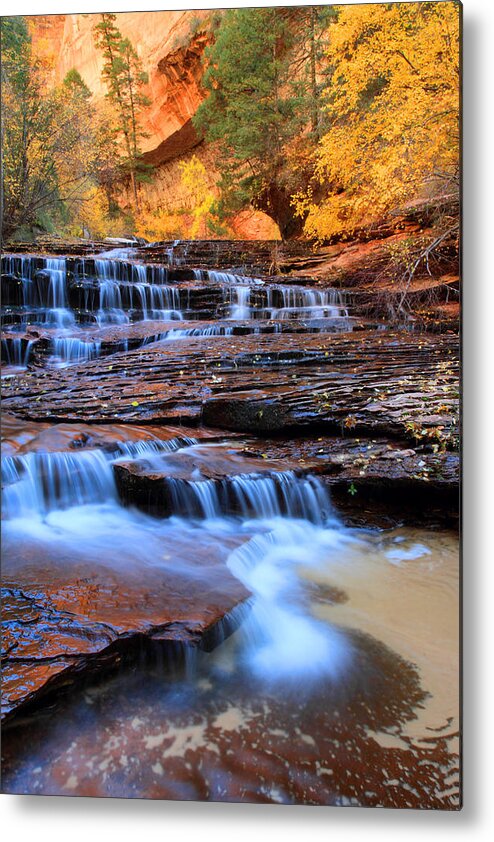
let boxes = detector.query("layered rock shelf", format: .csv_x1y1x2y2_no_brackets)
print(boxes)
2,552,249,721
1,243,460,727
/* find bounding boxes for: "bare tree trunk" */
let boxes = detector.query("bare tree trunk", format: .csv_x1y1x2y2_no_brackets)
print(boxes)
309,7,319,136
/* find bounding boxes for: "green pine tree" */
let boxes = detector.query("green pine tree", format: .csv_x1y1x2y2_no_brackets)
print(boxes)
1,18,99,240
93,13,151,210
193,6,336,238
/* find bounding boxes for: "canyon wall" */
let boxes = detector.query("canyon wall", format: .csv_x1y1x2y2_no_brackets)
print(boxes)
55,11,211,156
30,11,279,239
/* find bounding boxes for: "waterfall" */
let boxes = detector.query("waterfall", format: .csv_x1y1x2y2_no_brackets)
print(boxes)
265,286,348,320
161,471,332,522
112,436,197,460
229,286,251,320
97,279,129,325
94,258,128,282
133,283,182,320
2,449,117,518
45,258,67,308
207,270,263,286
132,263,147,284
48,337,102,367
2,435,198,519
166,239,184,266
167,477,221,520
2,254,35,280
226,520,352,680
165,325,234,339
1,337,34,368
2,253,348,332
147,264,169,284
40,258,74,328
94,247,136,260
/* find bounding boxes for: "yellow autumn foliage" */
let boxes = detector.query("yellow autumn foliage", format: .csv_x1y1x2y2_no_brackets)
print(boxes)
134,208,190,241
178,155,222,238
64,185,131,239
295,1,460,241
134,156,232,241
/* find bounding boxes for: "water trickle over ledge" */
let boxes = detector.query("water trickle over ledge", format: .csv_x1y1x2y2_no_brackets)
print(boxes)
0,243,460,807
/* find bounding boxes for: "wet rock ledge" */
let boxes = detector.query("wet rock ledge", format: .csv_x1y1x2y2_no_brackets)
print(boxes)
1,562,248,723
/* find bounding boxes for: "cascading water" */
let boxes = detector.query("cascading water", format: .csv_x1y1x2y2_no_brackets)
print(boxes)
162,471,332,522
133,283,182,320
229,285,251,320
166,239,185,266
207,270,264,287
0,245,459,807
44,258,75,328
48,337,102,367
1,435,198,519
265,286,348,320
146,462,352,680
2,424,353,682
1,254,349,352
1,250,355,681
45,258,66,308
97,278,128,325
1,337,34,369
226,521,353,681
2,449,117,518
113,435,197,460
165,325,234,339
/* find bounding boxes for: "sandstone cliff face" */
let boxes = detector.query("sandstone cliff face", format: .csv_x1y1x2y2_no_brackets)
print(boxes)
55,10,212,157
30,10,278,238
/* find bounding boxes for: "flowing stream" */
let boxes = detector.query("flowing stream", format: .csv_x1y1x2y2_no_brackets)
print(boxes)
1,433,459,806
0,249,459,807
1,253,350,370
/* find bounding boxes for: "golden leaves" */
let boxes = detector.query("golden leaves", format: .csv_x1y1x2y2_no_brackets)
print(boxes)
294,2,460,241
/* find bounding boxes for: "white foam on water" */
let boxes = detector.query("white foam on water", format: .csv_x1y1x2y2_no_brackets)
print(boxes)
227,518,354,682
386,543,432,564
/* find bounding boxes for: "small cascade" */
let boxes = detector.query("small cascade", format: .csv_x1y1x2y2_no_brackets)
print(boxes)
2,435,198,519
94,258,128,283
97,279,129,325
1,337,34,369
226,520,352,680
0,255,75,327
45,258,67,308
48,337,102,367
93,247,136,260
162,471,332,522
265,286,348,320
216,282,348,323
167,478,221,520
81,257,168,285
207,270,263,286
147,264,169,284
229,285,251,320
2,449,116,518
166,325,235,340
112,435,198,461
166,240,185,266
132,283,182,320
44,258,75,327
2,254,35,280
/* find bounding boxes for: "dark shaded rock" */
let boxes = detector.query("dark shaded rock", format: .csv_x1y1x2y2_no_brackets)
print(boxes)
203,396,290,433
1,274,27,306
1,555,249,722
